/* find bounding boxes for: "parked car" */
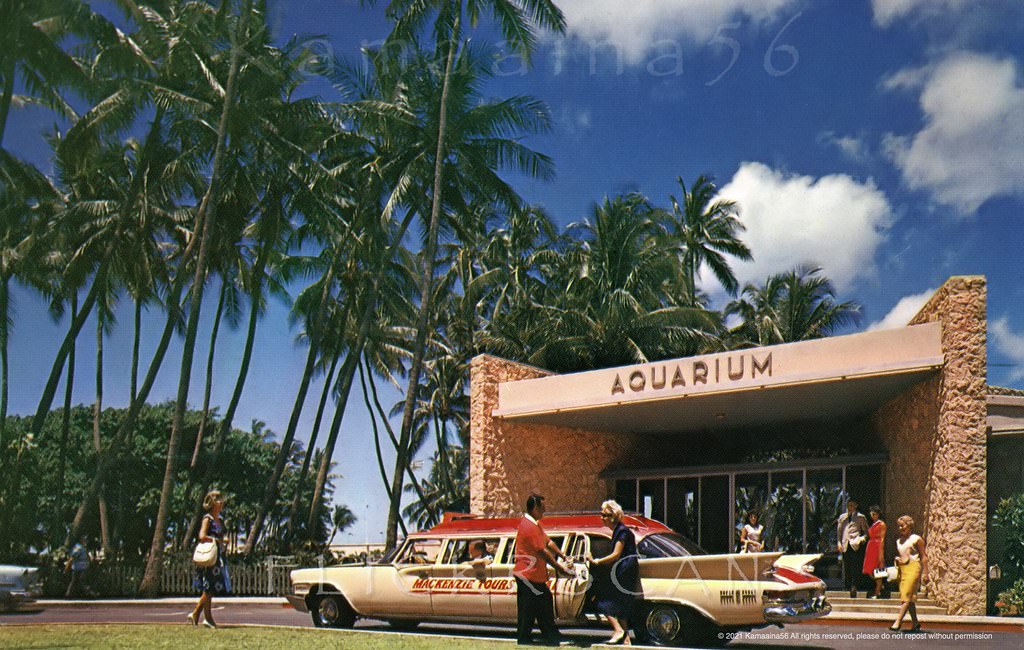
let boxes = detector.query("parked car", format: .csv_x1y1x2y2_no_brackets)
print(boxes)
288,513,830,646
0,565,43,613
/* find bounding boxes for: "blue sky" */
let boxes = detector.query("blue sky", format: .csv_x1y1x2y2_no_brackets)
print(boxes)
6,0,1024,544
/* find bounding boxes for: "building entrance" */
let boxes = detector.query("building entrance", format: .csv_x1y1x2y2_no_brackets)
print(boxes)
613,457,883,588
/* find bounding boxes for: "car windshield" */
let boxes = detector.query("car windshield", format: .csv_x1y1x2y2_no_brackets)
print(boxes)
637,532,708,558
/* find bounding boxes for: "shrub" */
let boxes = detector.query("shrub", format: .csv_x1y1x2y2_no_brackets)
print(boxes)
993,493,1024,578
995,578,1024,617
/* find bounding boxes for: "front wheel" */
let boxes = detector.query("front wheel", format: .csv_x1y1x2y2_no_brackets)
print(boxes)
311,594,356,628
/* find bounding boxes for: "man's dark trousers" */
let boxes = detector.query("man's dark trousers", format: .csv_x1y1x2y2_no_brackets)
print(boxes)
843,544,867,593
515,576,560,644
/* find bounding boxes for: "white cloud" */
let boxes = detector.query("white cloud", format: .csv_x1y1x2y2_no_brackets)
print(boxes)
712,162,895,295
882,52,1024,215
866,288,936,331
991,317,1024,383
871,0,972,27
818,131,871,163
553,0,799,65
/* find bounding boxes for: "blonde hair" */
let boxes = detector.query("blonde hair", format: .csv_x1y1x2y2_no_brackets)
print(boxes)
897,514,915,529
203,490,224,513
601,500,624,520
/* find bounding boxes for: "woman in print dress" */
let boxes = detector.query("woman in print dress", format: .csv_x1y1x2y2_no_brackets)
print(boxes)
188,490,232,628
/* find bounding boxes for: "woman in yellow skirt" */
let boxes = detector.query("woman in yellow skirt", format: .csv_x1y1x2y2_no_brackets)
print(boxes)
889,515,928,633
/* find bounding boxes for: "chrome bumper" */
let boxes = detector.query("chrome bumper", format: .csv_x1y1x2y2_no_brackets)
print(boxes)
286,594,309,613
763,596,831,623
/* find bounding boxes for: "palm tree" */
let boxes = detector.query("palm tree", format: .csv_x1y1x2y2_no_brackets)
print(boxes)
725,265,861,346
327,504,356,546
0,0,107,147
373,0,566,554
488,195,722,373
662,175,752,304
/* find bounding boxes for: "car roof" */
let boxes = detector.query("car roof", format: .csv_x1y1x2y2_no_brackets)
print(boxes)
409,512,673,539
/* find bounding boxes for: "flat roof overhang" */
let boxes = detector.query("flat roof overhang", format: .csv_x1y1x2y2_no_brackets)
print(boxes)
493,323,943,435
988,395,1024,437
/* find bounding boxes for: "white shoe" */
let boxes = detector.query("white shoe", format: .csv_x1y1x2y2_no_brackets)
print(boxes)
187,612,197,626
203,620,218,629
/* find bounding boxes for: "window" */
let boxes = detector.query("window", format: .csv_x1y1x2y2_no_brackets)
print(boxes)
637,532,707,559
395,538,444,565
445,538,500,564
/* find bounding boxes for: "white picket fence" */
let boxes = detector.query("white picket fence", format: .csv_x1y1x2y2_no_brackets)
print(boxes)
92,557,297,596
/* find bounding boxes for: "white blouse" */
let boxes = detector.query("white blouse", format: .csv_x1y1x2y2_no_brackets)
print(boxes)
897,533,922,562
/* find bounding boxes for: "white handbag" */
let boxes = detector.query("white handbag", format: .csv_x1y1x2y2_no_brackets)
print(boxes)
873,566,898,582
193,541,218,568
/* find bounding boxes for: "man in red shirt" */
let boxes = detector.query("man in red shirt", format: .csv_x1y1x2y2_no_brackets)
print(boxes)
514,493,572,645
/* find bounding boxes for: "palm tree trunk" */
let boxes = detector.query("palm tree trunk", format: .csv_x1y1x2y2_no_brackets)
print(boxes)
31,260,109,435
0,276,9,456
190,278,226,469
138,6,246,595
283,352,337,545
362,358,422,529
303,194,422,542
385,17,460,554
305,352,359,536
130,297,141,404
49,292,78,548
243,267,337,554
93,305,112,554
65,264,189,549
190,253,266,552
0,57,15,148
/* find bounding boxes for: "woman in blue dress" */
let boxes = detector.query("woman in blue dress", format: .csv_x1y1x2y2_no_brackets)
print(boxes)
587,500,640,645
188,490,231,627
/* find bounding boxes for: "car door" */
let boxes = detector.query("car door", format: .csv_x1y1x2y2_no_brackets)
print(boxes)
427,538,497,619
553,534,591,622
365,537,441,618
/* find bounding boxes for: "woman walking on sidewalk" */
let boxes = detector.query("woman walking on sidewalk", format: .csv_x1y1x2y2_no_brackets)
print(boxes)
889,515,927,633
189,491,232,628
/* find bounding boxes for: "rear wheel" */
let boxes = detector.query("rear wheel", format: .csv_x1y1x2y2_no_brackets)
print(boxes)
639,603,724,647
311,594,356,628
641,603,684,646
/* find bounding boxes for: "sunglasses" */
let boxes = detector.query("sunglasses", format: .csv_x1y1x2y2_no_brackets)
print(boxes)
600,513,614,519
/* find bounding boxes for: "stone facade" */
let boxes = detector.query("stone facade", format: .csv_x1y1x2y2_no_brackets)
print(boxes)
470,354,633,516
874,276,987,615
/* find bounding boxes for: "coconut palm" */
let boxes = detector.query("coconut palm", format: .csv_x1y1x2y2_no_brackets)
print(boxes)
372,0,565,553
327,504,357,546
0,0,111,147
662,174,752,304
725,265,861,346
495,195,723,373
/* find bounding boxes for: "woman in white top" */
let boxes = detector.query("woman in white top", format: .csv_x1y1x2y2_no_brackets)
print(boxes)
889,515,928,633
739,511,764,553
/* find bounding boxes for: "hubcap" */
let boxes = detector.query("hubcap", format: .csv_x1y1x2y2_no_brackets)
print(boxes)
646,606,681,644
320,597,339,624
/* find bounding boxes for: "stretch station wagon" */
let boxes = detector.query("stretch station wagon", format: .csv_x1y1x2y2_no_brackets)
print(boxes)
288,513,831,646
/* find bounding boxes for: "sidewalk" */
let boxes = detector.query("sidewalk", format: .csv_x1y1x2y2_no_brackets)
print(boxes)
36,596,289,608
33,598,1024,631
809,610,1024,631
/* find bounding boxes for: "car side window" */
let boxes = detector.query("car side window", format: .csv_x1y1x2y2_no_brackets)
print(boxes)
589,534,613,559
395,538,444,565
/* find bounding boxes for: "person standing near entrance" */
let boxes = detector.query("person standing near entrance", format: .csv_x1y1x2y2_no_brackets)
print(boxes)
862,505,888,599
837,498,869,598
514,493,573,646
890,515,928,633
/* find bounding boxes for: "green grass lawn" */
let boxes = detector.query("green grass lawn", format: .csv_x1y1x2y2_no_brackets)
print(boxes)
0,624,517,649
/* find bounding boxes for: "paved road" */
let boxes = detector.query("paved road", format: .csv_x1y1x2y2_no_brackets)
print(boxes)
2,604,1021,648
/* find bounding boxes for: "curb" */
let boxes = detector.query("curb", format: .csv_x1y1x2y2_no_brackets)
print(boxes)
36,597,290,608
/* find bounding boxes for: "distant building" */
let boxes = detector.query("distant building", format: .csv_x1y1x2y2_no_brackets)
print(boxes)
469,276,1024,616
